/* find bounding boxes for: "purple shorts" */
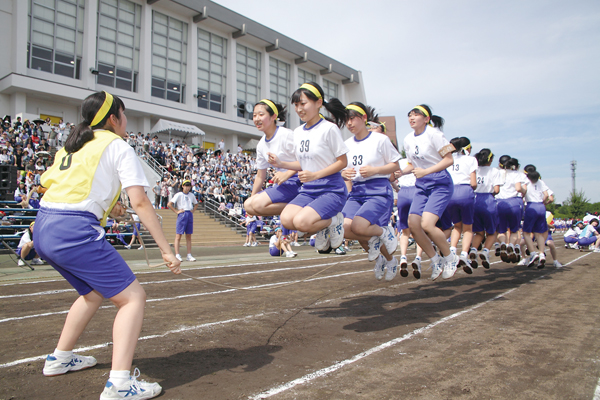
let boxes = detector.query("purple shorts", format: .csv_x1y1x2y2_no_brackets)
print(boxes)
176,210,194,234
436,209,453,231
33,208,136,298
473,193,498,235
343,179,393,227
289,192,347,220
264,175,302,204
396,186,416,231
269,246,282,256
446,184,475,225
410,170,453,218
578,236,597,246
282,227,296,236
522,202,547,233
246,221,257,235
564,236,578,244
497,197,523,233
16,246,37,260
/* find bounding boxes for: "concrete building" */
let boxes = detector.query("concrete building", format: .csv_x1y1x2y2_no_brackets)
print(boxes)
0,0,366,151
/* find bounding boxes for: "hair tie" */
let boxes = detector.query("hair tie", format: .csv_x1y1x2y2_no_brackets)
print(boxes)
91,91,114,127
299,83,322,99
488,151,493,162
259,99,278,118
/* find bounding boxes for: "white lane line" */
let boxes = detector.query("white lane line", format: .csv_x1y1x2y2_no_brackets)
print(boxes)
593,376,600,400
247,252,591,400
0,312,273,369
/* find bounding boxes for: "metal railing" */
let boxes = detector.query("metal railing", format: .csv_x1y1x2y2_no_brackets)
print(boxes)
136,147,170,179
201,196,246,233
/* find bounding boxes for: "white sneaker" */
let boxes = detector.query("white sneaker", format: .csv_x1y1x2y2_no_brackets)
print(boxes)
186,255,196,262
442,254,459,279
138,246,144,251
594,248,600,253
292,242,301,247
526,252,539,268
468,248,478,269
175,254,182,261
315,227,330,251
553,260,562,268
537,253,546,269
412,258,422,279
373,254,386,281
329,212,345,249
399,256,409,278
17,259,25,267
517,257,527,266
100,368,162,400
285,251,297,258
251,242,258,247
31,258,44,265
459,254,472,274
384,257,398,281
124,245,132,249
43,353,97,376
379,226,398,255
430,256,444,281
243,243,249,247
479,251,491,269
367,236,382,262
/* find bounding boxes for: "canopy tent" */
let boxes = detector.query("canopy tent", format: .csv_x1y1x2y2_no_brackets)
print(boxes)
149,119,206,140
243,139,259,150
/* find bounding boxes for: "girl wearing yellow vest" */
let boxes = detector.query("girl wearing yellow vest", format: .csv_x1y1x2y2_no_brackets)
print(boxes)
35,91,181,400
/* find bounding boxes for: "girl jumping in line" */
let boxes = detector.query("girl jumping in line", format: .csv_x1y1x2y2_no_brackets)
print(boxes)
36,91,180,400
269,82,348,251
397,105,458,280
244,99,300,217
340,102,400,281
521,168,549,268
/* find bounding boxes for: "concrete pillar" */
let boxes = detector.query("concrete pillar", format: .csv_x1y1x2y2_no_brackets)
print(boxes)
81,0,99,89
12,0,28,74
10,92,26,119
138,2,153,101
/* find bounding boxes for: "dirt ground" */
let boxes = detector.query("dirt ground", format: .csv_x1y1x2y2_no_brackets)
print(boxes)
1,236,599,400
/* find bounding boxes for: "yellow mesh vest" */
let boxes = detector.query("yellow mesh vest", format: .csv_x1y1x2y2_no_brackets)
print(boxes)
41,130,123,226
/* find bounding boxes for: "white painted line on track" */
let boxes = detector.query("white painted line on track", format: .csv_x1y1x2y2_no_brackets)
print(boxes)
593,376,600,400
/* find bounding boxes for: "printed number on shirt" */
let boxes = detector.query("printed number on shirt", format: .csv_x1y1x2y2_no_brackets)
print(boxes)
352,155,363,166
59,154,73,170
452,164,460,171
300,140,310,153
414,145,419,155
477,176,484,185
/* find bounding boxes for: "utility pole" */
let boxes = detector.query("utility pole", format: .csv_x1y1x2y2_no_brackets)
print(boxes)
571,160,577,194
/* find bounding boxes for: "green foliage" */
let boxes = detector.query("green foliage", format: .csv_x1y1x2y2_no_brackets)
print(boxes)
562,190,591,218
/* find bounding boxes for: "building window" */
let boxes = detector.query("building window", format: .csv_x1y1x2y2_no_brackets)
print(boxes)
197,28,227,113
322,78,339,100
96,0,141,92
298,68,316,86
236,44,261,117
27,0,85,79
151,11,187,103
269,58,290,118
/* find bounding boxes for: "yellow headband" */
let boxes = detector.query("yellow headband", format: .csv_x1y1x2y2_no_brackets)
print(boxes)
380,121,386,132
413,105,430,118
259,99,278,117
345,105,366,116
464,144,472,153
91,91,114,127
488,151,494,162
299,83,322,99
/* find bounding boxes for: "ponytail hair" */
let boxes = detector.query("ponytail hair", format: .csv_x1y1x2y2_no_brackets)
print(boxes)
505,158,520,171
526,170,540,183
255,99,287,123
450,137,471,154
475,148,494,166
523,164,537,174
408,104,445,130
65,91,125,154
291,82,346,128
498,155,511,169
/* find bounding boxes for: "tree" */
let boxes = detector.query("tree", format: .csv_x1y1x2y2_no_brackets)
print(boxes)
563,190,591,218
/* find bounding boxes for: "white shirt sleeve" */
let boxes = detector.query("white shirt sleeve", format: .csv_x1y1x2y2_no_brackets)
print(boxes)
326,125,349,158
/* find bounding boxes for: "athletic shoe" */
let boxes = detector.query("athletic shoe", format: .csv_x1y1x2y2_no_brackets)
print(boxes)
514,246,521,263
554,260,563,268
367,236,382,262
243,243,249,247
379,226,398,255
594,248,600,253
408,238,416,247
430,257,444,281
399,256,409,277
17,259,25,267
412,258,422,279
526,253,539,268
31,258,44,265
175,254,182,261
43,353,97,376
537,253,546,269
124,244,131,249
186,255,196,262
373,255,386,281
384,257,398,281
517,257,527,266
460,254,473,274
469,249,478,269
494,244,501,257
479,251,491,269
335,246,346,255
442,254,459,279
285,251,297,258
292,242,301,247
329,213,345,249
251,242,258,247
500,243,508,262
315,227,330,251
525,248,531,255
100,368,161,400
138,246,144,251
507,246,515,263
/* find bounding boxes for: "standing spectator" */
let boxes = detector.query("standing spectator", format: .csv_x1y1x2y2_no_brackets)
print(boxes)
168,180,198,262
152,179,161,208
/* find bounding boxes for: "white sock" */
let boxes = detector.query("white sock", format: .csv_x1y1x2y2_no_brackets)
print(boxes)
415,256,421,260
431,254,441,264
482,248,489,254
444,253,455,262
450,246,457,254
109,370,131,387
176,254,181,257
53,349,73,359
187,253,192,257
461,251,468,258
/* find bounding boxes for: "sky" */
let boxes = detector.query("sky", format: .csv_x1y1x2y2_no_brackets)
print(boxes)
215,0,600,204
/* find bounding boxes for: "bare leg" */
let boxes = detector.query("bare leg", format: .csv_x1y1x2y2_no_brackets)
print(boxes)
174,233,182,255
461,224,474,254
56,290,104,351
451,222,462,249
422,212,451,257
291,207,331,234
185,233,192,255
244,192,287,216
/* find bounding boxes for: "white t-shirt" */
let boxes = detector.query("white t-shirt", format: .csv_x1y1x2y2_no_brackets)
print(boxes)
18,230,32,249
170,191,197,211
40,138,148,220
475,166,503,194
269,235,278,248
344,132,401,182
293,119,348,173
255,127,296,172
398,158,416,187
524,179,549,203
448,153,478,185
496,170,528,200
402,126,450,170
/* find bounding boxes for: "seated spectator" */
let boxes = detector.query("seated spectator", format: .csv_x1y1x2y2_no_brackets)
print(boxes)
564,221,584,248
269,227,297,258
577,218,600,251
16,222,44,266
